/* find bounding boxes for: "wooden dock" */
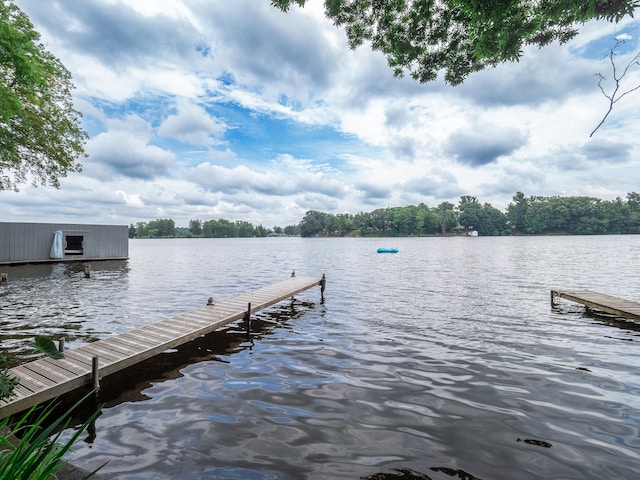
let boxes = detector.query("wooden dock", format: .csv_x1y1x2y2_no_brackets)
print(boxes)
0,274,325,420
551,289,640,322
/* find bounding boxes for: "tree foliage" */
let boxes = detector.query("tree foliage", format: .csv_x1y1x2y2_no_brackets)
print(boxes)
132,218,176,238
506,191,640,234
129,218,299,238
272,0,639,85
128,192,640,240
0,1,87,190
297,192,640,237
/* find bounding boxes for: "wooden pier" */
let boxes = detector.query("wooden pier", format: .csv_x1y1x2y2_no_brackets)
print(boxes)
551,289,640,322
0,274,325,420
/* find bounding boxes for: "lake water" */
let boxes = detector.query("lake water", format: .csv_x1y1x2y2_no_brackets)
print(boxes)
1,236,639,479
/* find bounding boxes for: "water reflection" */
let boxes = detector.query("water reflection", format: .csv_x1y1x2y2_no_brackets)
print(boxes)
3,237,640,479
0,260,130,366
361,467,486,480
52,299,318,432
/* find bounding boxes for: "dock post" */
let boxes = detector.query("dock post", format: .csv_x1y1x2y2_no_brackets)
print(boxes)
92,356,100,391
0,273,7,284
83,264,91,278
245,303,252,335
320,274,326,301
58,338,65,353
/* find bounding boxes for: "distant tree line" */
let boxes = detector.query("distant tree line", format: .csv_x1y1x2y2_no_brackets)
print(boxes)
128,192,640,239
506,192,640,235
298,198,509,237
129,218,299,239
297,192,640,237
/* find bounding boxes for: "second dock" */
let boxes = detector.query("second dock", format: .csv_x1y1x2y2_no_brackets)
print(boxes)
551,289,640,322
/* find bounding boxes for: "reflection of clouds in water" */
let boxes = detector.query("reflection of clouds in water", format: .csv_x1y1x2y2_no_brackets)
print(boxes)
6,237,640,479
0,260,132,365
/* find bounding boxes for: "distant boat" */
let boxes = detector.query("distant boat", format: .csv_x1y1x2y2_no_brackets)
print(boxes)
467,230,478,237
377,247,399,253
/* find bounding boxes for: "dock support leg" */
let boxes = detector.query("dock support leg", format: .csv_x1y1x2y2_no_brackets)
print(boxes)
83,264,91,278
550,290,558,307
0,273,7,284
245,303,252,336
92,356,100,392
320,274,326,302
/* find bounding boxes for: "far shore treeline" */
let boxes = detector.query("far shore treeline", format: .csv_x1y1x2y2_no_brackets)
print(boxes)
129,191,640,239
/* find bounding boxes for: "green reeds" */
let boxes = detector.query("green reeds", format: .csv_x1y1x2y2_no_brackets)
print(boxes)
0,393,104,480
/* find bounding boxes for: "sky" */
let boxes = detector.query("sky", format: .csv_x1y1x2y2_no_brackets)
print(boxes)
3,0,640,228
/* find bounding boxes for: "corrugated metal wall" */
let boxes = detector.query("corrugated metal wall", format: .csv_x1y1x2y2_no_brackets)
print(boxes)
0,222,128,263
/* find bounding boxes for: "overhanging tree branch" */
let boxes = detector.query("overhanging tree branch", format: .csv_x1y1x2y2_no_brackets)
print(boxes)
591,39,640,137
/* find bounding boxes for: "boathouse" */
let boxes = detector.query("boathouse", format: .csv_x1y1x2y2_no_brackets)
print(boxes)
0,222,128,265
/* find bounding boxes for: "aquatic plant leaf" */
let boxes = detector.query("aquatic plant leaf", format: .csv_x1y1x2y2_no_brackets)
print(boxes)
0,372,20,400
34,335,64,360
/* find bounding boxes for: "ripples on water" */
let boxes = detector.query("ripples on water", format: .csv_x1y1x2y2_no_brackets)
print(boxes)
1,236,639,479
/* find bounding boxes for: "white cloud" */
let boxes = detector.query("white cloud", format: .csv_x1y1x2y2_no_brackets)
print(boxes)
616,33,633,41
116,191,144,208
158,99,227,146
2,0,638,229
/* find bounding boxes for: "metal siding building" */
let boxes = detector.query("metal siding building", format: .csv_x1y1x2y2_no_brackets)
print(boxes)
0,222,128,265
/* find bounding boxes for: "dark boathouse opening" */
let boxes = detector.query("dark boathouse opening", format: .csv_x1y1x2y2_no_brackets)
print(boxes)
64,235,84,255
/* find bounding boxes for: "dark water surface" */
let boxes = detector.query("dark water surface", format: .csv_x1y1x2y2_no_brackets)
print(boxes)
1,236,639,479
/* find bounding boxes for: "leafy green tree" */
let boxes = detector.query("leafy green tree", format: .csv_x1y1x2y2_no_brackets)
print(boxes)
135,221,148,238
255,224,270,237
523,196,550,234
627,191,640,210
272,0,638,85
189,219,203,236
482,202,509,235
299,210,326,237
436,201,457,234
0,1,87,190
323,213,340,235
369,208,393,232
145,218,176,237
202,218,238,237
415,203,439,234
623,192,640,232
457,195,481,230
391,206,417,235
336,213,356,235
236,220,254,237
202,219,214,237
457,196,509,235
507,191,529,233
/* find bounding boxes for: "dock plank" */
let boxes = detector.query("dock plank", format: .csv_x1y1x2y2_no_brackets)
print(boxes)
551,289,640,322
0,275,323,419
39,357,88,377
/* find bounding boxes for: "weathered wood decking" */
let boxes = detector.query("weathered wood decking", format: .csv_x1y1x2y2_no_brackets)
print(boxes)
0,275,325,420
551,289,640,322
